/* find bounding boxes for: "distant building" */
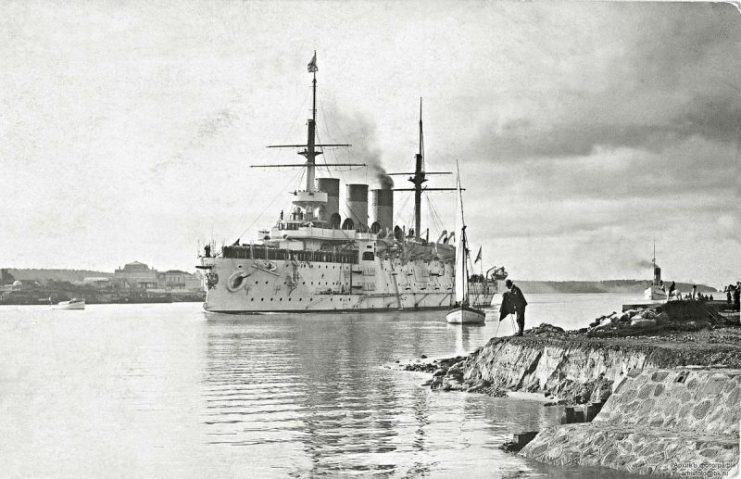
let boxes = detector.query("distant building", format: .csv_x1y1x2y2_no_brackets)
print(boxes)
159,270,202,291
113,261,159,290
112,262,201,292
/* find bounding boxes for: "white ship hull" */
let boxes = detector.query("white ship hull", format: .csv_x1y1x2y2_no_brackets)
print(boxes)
202,255,494,314
643,286,667,301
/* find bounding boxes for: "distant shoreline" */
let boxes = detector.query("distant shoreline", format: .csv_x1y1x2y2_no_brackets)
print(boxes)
512,280,717,295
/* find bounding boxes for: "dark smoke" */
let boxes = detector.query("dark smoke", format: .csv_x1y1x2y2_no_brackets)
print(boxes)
375,166,394,189
326,108,394,189
635,259,654,268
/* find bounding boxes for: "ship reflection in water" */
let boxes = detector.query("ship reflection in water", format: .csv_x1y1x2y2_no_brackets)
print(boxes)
201,309,640,478
0,299,643,478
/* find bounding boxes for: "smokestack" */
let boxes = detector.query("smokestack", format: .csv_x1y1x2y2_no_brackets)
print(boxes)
371,188,393,233
345,184,368,230
316,177,340,225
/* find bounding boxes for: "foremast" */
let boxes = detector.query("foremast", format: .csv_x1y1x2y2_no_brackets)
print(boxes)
252,52,359,224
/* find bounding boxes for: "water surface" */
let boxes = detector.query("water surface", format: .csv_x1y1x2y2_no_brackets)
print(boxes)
0,294,643,478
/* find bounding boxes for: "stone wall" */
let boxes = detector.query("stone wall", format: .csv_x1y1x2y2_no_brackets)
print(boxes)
521,367,741,476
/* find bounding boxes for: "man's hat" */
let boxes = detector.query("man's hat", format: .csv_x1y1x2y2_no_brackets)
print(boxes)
505,279,513,287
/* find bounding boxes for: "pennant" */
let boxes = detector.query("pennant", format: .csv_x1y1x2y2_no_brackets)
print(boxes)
474,246,482,264
307,52,318,73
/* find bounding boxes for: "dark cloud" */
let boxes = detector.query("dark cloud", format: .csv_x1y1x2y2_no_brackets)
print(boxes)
467,3,741,162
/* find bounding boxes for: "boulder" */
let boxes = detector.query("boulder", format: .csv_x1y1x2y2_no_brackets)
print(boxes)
528,323,566,337
655,312,670,324
631,317,657,328
642,309,658,320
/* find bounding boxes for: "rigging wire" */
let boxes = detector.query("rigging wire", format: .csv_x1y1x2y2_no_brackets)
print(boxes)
232,167,303,242
277,88,311,148
425,192,444,237
318,105,341,176
427,192,448,235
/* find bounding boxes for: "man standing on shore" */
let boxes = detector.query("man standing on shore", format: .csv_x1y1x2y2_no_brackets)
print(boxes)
506,279,528,336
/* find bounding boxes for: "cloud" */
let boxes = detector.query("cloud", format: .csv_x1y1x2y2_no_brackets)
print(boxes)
466,2,741,162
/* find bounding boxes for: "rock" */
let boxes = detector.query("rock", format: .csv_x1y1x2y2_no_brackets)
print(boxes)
631,317,657,328
432,368,447,377
420,354,427,359
655,312,670,324
642,309,658,319
466,379,492,393
527,323,566,337
420,379,432,387
595,320,614,330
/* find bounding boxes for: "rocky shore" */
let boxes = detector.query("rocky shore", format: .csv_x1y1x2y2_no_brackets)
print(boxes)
407,300,741,477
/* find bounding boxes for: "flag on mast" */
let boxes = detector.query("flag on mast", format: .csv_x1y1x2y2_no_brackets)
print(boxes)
474,246,482,264
307,52,318,73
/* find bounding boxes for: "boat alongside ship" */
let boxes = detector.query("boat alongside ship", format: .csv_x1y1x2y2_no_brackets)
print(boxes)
198,54,506,315
446,161,485,325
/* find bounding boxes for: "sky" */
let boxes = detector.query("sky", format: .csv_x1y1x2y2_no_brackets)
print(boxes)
1,1,739,286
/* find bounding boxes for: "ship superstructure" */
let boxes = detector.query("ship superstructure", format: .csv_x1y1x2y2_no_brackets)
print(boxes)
198,54,502,313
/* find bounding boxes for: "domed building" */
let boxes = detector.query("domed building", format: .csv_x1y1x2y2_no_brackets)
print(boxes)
113,261,158,290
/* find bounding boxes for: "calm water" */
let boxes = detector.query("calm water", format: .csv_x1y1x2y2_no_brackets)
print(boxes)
0,294,645,478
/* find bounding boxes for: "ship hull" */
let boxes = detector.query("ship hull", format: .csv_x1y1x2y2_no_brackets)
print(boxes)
199,255,499,315
643,286,667,301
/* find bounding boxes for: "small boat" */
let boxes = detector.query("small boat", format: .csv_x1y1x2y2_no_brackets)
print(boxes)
446,161,485,325
56,298,85,310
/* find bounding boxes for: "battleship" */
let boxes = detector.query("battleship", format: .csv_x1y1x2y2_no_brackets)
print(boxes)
197,53,507,314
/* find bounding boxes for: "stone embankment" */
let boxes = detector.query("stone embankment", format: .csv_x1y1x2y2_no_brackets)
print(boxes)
420,301,741,477
521,367,740,476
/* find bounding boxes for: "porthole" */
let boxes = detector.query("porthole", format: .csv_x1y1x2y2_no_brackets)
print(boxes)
261,298,264,301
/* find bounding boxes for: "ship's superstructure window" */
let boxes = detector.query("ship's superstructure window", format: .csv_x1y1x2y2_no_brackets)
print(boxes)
362,252,374,261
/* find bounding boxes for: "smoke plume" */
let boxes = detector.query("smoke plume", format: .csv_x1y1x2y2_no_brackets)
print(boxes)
635,259,654,269
326,109,394,189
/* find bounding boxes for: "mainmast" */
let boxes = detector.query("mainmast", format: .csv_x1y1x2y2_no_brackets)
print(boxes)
390,98,454,241
413,98,425,239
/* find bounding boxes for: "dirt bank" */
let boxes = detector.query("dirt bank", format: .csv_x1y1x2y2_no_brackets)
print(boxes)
425,301,741,404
